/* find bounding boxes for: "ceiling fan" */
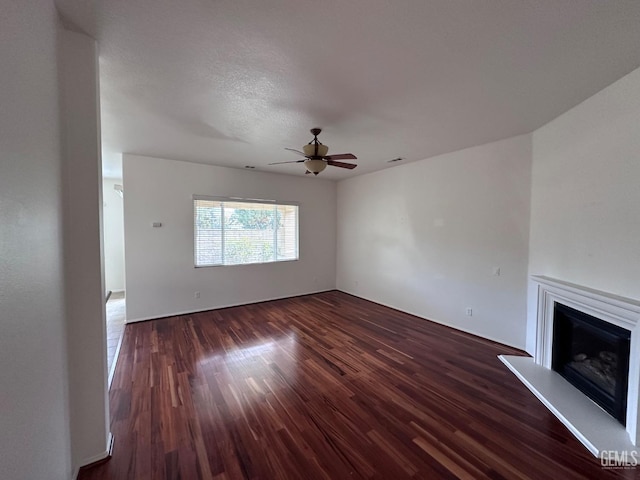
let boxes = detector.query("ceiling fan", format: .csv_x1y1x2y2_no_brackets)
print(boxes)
269,128,357,175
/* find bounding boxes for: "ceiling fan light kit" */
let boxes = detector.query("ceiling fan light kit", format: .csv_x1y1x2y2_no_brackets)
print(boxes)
304,159,327,174
269,128,358,176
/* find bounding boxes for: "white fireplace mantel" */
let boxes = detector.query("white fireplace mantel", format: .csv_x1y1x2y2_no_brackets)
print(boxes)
500,276,640,456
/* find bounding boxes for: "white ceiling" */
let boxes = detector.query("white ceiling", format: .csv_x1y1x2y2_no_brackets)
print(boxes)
57,0,640,180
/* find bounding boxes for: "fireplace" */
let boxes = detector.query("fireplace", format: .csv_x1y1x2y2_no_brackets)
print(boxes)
499,276,640,456
551,302,631,425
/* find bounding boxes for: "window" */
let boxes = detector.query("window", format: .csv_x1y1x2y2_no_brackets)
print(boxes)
194,196,299,267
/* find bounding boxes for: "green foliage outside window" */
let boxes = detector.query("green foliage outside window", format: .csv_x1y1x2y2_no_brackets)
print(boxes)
229,209,282,230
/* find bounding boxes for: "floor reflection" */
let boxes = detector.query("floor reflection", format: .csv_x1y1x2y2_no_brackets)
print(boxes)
198,333,299,400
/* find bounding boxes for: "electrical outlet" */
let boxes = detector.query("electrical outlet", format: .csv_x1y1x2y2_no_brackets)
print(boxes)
194,291,200,299
466,307,473,317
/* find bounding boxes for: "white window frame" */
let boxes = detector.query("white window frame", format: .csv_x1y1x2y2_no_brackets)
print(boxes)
193,195,299,268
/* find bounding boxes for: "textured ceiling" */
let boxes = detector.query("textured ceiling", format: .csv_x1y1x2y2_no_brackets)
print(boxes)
57,0,640,180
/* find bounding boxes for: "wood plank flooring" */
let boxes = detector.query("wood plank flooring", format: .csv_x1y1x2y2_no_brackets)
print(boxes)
80,291,639,479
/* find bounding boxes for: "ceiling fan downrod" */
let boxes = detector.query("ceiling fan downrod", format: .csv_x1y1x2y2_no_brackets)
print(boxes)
307,128,323,158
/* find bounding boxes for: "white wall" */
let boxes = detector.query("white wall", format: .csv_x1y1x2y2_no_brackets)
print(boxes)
337,135,532,349
124,155,337,321
0,3,71,479
103,177,126,292
527,66,640,353
59,26,111,474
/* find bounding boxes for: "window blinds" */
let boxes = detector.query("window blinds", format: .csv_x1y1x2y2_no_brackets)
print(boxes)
194,197,299,267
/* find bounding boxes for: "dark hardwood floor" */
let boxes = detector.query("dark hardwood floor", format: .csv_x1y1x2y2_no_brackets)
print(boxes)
80,291,639,479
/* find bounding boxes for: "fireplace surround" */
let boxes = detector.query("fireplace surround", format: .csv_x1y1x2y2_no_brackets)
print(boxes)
500,276,640,456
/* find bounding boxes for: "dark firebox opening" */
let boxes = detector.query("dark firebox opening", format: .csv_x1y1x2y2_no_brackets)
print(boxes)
552,302,631,425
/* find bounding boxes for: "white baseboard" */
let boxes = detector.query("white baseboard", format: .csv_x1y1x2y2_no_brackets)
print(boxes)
336,288,525,351
72,432,113,479
125,289,334,324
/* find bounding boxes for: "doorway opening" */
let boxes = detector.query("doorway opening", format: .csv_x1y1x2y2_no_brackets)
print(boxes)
103,178,126,385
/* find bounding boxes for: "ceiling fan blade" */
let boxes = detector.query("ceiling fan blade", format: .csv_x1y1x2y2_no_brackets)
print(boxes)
324,153,357,161
285,147,307,156
327,160,357,169
268,160,305,165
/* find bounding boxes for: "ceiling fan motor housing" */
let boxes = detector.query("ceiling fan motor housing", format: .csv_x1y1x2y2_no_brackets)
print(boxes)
303,143,329,158
303,127,329,158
